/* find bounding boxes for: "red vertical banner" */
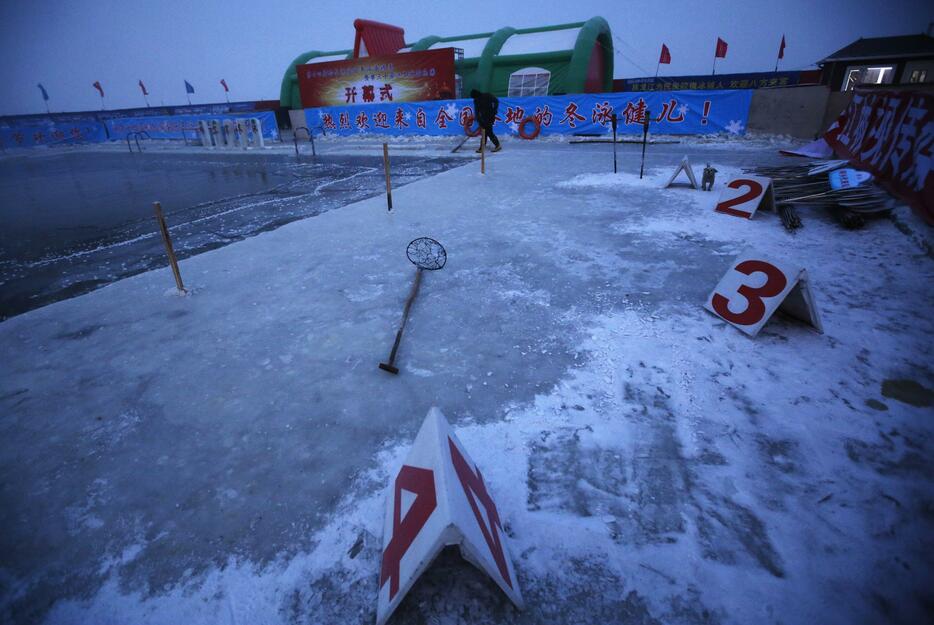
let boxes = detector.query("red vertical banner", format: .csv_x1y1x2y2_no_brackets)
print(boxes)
659,44,671,65
824,89,933,223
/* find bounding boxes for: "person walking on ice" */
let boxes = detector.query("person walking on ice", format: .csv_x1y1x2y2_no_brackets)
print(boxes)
471,89,502,153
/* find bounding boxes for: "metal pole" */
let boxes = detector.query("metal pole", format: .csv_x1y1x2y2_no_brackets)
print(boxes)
640,110,651,179
611,113,618,174
382,143,393,211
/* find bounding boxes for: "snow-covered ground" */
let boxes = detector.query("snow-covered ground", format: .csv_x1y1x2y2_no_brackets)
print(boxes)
0,138,931,625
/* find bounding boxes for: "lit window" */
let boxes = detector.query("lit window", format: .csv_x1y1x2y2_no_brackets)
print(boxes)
842,65,894,91
909,69,928,84
508,68,550,97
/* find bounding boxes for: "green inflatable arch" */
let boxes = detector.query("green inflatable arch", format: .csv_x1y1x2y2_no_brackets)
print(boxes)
279,17,614,108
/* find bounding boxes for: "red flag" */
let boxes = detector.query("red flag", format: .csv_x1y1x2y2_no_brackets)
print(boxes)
92,81,104,97
138,80,148,96
778,35,786,60
220,78,229,92
715,37,728,58
659,44,671,65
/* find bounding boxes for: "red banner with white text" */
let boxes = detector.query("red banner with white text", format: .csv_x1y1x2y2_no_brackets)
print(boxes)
825,89,933,223
298,49,456,108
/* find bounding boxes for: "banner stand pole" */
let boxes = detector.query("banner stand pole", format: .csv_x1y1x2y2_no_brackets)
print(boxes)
383,142,393,211
640,110,651,179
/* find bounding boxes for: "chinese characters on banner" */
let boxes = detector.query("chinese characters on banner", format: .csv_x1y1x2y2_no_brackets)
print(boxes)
824,89,933,224
616,71,803,92
306,90,753,138
0,121,107,148
297,48,456,107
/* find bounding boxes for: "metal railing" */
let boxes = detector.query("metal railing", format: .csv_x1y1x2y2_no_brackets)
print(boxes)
126,131,151,153
292,125,324,157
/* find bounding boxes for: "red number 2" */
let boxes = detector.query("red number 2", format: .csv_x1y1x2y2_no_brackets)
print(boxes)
712,260,787,325
716,178,763,218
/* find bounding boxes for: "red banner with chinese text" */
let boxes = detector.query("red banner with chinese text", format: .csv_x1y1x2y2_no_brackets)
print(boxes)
825,89,933,223
298,49,456,108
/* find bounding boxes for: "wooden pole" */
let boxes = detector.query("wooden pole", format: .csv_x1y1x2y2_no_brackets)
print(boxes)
378,268,423,374
480,128,486,175
382,142,393,211
153,202,185,292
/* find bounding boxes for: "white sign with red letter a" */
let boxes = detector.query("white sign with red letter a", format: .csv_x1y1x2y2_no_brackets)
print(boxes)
704,251,823,337
376,407,523,625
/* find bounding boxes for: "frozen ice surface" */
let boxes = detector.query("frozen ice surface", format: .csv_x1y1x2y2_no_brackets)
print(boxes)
0,151,462,319
0,138,932,625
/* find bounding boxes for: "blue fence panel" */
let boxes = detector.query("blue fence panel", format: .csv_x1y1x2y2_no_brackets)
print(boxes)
106,111,279,141
0,119,107,148
304,90,753,137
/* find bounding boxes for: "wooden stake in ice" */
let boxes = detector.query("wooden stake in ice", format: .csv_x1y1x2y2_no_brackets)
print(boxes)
480,128,486,175
382,142,393,211
152,201,185,293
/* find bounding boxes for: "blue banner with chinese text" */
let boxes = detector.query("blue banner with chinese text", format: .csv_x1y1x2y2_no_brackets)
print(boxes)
614,71,805,92
304,90,752,137
0,119,106,148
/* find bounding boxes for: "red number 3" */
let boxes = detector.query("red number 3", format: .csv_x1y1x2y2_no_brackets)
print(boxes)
712,260,787,325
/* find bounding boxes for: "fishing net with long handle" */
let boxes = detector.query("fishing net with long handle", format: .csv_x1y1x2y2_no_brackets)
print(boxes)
379,237,447,375
406,237,447,271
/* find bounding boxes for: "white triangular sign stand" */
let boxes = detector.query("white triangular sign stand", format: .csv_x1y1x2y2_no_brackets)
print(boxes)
664,155,699,189
376,408,523,625
704,251,823,337
714,175,775,219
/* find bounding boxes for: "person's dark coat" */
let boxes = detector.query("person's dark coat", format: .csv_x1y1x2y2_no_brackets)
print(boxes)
470,89,499,127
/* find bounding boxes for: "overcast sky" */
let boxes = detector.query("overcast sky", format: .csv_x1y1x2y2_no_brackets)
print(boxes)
0,0,930,115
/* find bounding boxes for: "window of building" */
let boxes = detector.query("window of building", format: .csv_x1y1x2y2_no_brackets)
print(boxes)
842,65,894,91
508,68,551,97
909,69,928,83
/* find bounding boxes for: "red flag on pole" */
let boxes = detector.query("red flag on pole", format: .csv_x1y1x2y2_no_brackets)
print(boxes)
220,79,229,92
138,80,148,96
778,35,786,60
92,81,104,97
715,38,728,59
659,44,671,65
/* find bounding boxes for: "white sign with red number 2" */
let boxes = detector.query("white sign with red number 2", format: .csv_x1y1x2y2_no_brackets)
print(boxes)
376,407,523,625
715,175,775,219
704,252,823,337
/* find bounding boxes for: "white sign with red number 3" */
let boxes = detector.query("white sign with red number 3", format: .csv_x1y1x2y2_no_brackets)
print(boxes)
715,175,775,219
704,252,823,337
